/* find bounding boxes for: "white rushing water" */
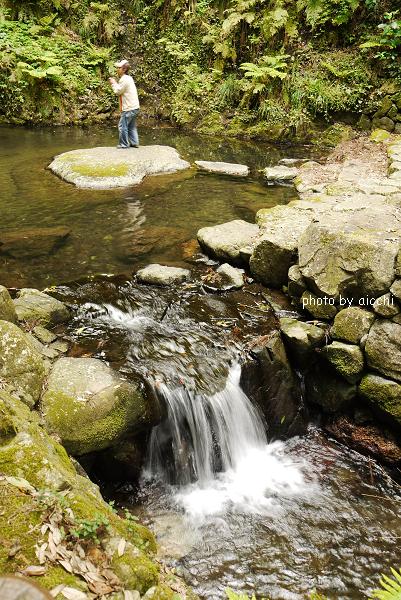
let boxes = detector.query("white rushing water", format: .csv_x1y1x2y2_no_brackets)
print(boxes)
145,364,305,520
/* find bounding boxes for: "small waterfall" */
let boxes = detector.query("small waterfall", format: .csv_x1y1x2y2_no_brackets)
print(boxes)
146,364,266,486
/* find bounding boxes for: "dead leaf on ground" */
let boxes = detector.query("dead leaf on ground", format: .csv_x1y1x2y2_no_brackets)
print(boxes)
20,565,47,576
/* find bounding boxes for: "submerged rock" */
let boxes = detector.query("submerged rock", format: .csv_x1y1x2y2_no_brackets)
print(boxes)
0,320,46,408
13,288,70,326
331,307,375,344
49,145,191,189
197,219,259,266
136,264,190,286
359,373,401,427
40,357,154,455
195,160,249,177
0,286,17,323
0,226,70,258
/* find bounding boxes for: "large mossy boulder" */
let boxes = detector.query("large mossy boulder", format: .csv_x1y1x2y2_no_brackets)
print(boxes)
49,145,191,189
331,307,375,344
298,203,401,300
0,286,17,323
0,390,187,598
0,320,46,408
321,341,365,384
40,357,155,455
359,373,401,428
13,288,70,327
197,219,259,266
365,319,401,382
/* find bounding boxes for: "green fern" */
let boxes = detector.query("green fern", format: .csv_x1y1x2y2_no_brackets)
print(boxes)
370,568,401,600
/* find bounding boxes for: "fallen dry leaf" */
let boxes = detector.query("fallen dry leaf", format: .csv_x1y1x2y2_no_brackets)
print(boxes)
117,537,126,557
88,580,113,595
20,565,47,576
60,587,88,600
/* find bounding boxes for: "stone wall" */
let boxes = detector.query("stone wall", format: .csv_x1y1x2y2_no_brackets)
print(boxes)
358,91,401,134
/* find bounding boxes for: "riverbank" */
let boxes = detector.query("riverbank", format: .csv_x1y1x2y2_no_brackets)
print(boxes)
198,129,401,468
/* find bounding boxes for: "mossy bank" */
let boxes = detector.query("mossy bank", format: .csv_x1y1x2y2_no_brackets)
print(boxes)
1,0,400,142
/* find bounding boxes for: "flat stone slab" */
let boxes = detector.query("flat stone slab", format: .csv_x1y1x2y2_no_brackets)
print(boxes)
197,219,259,266
49,145,191,189
195,160,249,177
136,264,190,286
263,165,298,182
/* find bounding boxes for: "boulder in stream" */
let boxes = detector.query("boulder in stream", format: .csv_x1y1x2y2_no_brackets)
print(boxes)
197,219,259,266
136,263,190,286
0,320,46,408
240,331,307,438
40,357,155,455
195,160,249,177
215,263,244,290
321,341,365,384
263,165,298,182
49,145,191,189
280,317,326,366
13,288,70,326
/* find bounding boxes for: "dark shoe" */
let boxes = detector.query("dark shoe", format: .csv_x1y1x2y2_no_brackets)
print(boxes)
116,145,129,149
130,144,139,148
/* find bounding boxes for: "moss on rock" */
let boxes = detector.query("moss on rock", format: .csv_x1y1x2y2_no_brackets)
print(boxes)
322,341,365,384
331,307,375,344
359,373,401,427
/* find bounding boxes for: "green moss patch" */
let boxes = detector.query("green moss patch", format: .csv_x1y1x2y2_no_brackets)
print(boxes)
72,163,130,178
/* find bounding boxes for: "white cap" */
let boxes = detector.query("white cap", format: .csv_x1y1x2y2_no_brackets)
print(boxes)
114,59,129,68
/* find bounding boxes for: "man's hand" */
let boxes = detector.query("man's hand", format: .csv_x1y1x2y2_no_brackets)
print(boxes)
108,77,116,85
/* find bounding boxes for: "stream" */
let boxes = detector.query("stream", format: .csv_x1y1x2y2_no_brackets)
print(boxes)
1,124,400,599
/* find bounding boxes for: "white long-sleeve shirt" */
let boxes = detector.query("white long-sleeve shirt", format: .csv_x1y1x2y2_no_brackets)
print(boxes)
111,74,140,112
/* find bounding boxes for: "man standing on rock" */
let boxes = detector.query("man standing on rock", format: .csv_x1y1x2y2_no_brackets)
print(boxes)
109,59,140,149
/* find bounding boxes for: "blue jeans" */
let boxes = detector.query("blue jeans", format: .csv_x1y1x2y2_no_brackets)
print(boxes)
118,109,140,147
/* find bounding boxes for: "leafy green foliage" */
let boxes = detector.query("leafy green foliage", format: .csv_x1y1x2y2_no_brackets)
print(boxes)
370,568,401,600
360,11,401,75
71,513,111,543
296,0,360,28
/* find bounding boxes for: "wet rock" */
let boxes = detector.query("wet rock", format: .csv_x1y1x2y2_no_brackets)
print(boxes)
298,203,401,301
116,226,191,262
40,357,153,455
287,265,307,298
0,226,70,259
215,263,244,290
14,288,70,326
331,307,375,344
250,205,314,287
136,264,190,286
326,415,401,466
0,286,17,323
280,317,326,366
372,293,400,317
263,165,298,182
305,361,357,413
365,319,401,382
49,145,191,189
195,160,249,177
197,219,259,266
241,331,306,438
359,373,401,427
0,320,46,408
50,339,69,353
93,435,147,482
300,291,337,320
321,341,364,384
